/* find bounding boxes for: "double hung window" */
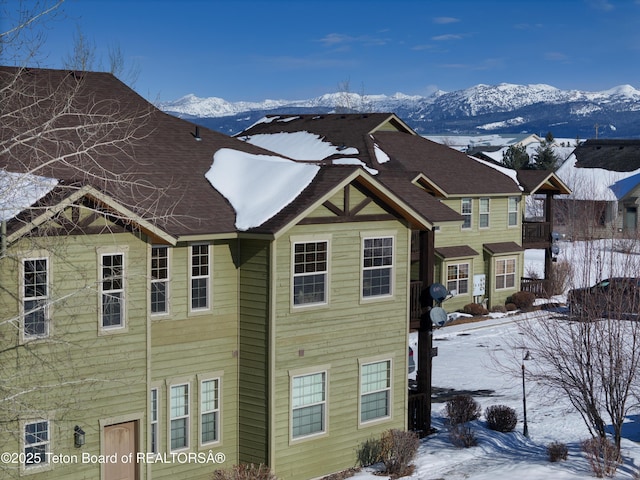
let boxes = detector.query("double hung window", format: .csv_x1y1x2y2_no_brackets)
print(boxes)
101,253,124,329
360,360,391,423
293,241,328,306
291,372,326,439
23,258,49,338
362,237,394,298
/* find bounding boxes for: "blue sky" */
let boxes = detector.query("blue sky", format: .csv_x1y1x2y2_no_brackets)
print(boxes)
7,0,640,102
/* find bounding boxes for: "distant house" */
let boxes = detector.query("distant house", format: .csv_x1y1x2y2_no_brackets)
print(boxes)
0,68,436,480
426,133,543,154
556,139,640,238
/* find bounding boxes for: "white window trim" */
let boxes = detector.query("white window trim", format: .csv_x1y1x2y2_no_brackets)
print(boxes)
21,419,52,474
20,256,50,342
360,232,396,302
198,373,223,448
461,198,472,230
479,198,490,229
508,196,519,227
358,356,393,427
97,247,128,334
290,235,331,309
168,381,191,452
189,243,211,314
446,261,471,296
150,386,160,454
289,365,330,444
495,257,517,291
151,245,171,316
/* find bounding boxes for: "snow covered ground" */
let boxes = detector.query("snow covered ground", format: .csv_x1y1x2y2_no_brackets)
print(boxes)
360,240,640,479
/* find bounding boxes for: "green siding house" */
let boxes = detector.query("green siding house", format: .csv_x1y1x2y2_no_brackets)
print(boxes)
0,67,435,480
235,114,570,313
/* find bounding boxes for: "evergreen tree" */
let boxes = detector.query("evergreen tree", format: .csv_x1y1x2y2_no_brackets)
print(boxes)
502,144,530,169
533,144,560,170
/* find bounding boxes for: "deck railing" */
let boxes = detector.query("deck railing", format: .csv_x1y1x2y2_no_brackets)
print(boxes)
523,221,551,245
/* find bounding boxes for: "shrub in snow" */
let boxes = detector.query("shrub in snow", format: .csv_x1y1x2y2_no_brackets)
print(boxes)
463,303,489,316
507,291,536,310
448,424,478,448
547,259,572,296
581,437,619,478
356,436,383,467
379,429,419,477
484,405,517,433
445,394,481,426
547,441,569,462
212,463,277,480
505,302,517,311
490,304,507,313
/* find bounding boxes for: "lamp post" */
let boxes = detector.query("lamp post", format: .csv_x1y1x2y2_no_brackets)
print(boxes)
522,350,531,438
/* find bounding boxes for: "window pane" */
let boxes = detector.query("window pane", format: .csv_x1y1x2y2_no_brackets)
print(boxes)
102,293,123,327
361,391,389,421
24,300,47,336
170,418,187,450
24,421,49,467
151,282,167,313
201,412,217,443
191,278,208,309
292,404,324,437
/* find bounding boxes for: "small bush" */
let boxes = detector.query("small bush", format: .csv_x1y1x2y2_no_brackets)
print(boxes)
379,429,419,477
581,437,619,478
505,302,517,311
490,304,507,314
462,303,489,316
212,463,277,480
356,436,383,467
547,441,568,462
445,394,481,426
547,259,572,296
507,291,536,310
449,424,477,448
484,405,517,433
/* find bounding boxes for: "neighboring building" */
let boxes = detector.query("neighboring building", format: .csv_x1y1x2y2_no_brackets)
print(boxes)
555,139,640,239
236,114,539,312
0,68,435,480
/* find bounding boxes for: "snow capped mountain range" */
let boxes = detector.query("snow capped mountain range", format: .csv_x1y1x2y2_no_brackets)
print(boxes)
158,83,640,139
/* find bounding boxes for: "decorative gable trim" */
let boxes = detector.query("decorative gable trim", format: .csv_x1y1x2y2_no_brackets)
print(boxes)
6,185,176,247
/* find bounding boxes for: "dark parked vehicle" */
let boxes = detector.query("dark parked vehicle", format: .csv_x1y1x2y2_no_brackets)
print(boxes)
567,277,640,319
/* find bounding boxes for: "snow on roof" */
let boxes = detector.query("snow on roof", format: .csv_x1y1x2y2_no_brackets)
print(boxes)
0,169,59,221
373,142,390,164
556,154,640,201
471,157,523,191
332,158,378,175
240,131,358,161
206,148,320,231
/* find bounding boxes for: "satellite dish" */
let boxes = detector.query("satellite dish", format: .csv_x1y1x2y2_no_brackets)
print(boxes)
430,307,448,328
429,283,449,303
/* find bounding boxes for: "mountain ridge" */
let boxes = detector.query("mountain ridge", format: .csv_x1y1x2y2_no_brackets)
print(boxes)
158,83,640,139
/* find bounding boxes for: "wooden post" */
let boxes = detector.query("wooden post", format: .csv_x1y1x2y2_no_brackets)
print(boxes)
416,229,435,434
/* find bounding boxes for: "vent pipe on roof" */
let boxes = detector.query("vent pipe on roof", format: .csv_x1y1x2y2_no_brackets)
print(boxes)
193,126,202,141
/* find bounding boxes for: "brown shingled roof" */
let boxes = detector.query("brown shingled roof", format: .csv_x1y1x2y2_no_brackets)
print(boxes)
0,66,298,237
573,139,640,172
435,245,479,259
483,242,523,254
371,131,522,196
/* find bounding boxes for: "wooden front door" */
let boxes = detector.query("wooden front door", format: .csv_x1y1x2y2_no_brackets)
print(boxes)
104,421,138,480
